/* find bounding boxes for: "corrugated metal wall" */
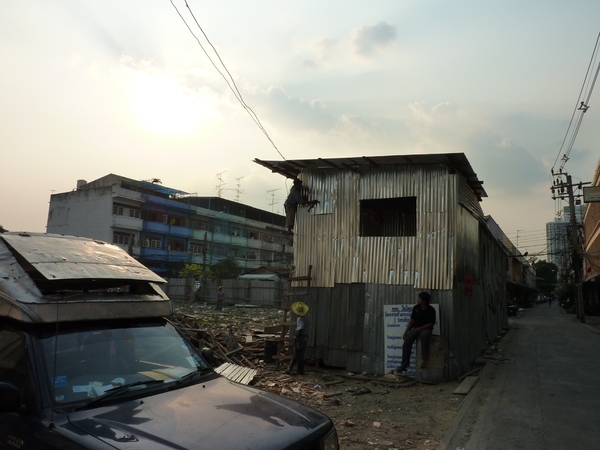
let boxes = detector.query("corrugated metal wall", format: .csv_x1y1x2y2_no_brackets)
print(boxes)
448,207,507,378
165,278,284,307
304,284,454,374
291,163,507,379
295,164,454,290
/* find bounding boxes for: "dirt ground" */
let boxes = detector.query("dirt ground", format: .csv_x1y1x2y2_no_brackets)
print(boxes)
174,301,463,450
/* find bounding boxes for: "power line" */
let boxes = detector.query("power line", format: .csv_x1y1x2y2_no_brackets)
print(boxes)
552,31,600,173
169,0,286,161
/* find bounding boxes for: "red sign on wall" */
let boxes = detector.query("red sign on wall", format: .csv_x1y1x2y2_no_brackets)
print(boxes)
465,275,474,295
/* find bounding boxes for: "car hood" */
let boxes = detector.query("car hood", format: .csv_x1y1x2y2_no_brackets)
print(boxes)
66,376,331,449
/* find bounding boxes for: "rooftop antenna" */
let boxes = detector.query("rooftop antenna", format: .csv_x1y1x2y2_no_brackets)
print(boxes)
267,188,280,212
234,177,244,203
215,171,227,198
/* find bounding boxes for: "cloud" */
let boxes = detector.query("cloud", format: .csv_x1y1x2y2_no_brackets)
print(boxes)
351,21,398,57
406,101,547,196
244,85,388,153
335,114,382,143
252,86,336,132
303,38,340,68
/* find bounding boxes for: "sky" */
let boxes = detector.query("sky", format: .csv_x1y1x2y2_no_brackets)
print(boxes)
2,0,600,258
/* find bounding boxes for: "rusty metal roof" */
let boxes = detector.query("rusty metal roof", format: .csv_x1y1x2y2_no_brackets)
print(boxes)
1,233,166,283
0,233,171,323
254,153,487,199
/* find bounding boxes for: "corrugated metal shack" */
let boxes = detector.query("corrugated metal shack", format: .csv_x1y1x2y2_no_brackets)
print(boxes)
255,153,507,379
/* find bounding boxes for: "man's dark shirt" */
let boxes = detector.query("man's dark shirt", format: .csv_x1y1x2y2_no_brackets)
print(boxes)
411,304,436,329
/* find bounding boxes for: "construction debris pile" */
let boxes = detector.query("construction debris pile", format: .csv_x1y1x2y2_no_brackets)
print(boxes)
168,303,292,371
169,303,436,387
170,302,461,449
169,313,264,369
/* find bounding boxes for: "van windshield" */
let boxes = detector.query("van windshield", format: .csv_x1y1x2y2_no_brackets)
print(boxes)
39,321,211,406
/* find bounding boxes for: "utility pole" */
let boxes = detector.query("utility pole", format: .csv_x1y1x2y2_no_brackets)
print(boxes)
551,172,589,323
201,232,208,304
566,175,585,323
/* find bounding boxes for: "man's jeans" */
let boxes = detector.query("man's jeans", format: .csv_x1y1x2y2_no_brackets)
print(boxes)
401,329,432,368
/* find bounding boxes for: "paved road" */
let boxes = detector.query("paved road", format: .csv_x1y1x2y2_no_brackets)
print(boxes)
447,304,600,450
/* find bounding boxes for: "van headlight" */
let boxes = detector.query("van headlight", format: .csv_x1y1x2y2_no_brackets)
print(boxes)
321,428,339,450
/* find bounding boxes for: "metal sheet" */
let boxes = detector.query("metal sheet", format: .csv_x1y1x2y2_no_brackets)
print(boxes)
292,165,457,290
254,153,487,199
1,233,165,283
0,233,171,323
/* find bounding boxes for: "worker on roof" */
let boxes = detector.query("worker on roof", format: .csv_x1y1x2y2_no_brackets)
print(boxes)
284,179,319,234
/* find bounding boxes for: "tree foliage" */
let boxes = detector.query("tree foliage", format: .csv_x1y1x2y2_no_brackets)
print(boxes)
534,260,558,294
179,257,241,281
0,225,7,233
210,256,241,281
179,264,206,280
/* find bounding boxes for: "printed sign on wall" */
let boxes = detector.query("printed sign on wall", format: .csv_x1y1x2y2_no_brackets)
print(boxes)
383,304,440,377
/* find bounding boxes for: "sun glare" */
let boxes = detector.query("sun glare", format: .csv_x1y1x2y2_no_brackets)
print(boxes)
129,71,218,134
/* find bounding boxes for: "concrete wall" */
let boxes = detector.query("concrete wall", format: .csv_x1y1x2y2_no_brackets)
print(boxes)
47,186,114,241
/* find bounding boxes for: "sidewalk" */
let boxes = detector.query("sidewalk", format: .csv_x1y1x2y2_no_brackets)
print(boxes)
441,304,600,450
569,311,600,335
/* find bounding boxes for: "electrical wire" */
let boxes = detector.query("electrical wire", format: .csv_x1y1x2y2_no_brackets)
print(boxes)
552,31,600,173
169,0,286,161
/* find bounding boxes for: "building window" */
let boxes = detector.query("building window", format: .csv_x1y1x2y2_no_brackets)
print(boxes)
143,211,160,222
166,239,185,252
190,242,204,254
129,209,141,219
249,231,260,240
113,205,124,216
248,251,257,260
142,237,161,248
360,197,417,237
261,233,274,243
164,216,183,226
113,232,132,245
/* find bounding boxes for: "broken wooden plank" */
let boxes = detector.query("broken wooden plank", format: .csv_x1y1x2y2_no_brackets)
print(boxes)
215,363,257,385
225,346,244,357
453,376,479,395
323,391,342,398
239,369,258,385
457,367,480,381
263,325,283,334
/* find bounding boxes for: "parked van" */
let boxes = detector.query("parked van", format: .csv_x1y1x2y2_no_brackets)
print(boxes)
0,233,338,449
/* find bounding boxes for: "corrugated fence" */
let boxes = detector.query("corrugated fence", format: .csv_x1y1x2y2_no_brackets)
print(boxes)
164,278,285,308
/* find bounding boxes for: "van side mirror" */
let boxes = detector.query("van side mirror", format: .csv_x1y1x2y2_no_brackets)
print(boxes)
0,382,21,413
201,348,216,366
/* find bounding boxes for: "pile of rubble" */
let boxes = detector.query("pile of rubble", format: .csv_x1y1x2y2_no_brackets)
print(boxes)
168,312,268,369
169,303,428,386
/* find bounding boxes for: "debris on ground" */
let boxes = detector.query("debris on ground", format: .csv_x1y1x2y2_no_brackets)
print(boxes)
171,301,462,450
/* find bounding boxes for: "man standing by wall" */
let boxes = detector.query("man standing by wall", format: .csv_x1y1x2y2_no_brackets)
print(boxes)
216,286,225,311
397,291,436,373
286,301,310,375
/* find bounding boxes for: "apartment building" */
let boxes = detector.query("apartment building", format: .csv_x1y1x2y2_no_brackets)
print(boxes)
46,174,293,275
